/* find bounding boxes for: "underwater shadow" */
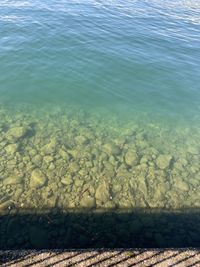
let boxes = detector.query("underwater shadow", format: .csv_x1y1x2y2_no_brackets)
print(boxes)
1,208,200,250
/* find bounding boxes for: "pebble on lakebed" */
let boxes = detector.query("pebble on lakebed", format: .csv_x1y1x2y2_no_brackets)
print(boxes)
30,169,47,188
6,126,30,141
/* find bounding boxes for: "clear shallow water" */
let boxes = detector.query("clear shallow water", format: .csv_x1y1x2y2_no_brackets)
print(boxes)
1,0,200,248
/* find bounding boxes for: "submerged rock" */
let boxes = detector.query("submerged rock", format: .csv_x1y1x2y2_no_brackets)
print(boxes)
42,140,57,155
175,179,189,191
43,156,54,164
156,154,172,169
48,162,55,170
103,143,121,156
30,169,47,188
6,126,29,141
74,179,84,187
95,181,110,206
69,162,80,174
0,200,13,212
32,155,43,165
59,149,70,161
103,162,115,177
124,150,138,166
3,174,23,185
61,175,72,185
75,135,89,145
80,195,95,208
5,144,18,154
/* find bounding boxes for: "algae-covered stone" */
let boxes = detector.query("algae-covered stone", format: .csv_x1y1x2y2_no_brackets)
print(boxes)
156,154,172,169
79,195,95,208
174,159,188,171
6,126,29,141
0,200,13,212
30,169,47,188
43,156,54,164
104,200,116,208
48,163,55,170
75,135,89,145
140,156,149,164
124,150,138,166
103,162,115,177
32,155,43,165
103,142,121,156
3,174,23,185
112,183,122,194
69,162,80,173
5,144,18,154
118,198,133,208
42,140,57,155
61,175,72,185
75,179,84,187
59,149,70,161
14,188,23,198
175,179,189,191
95,181,110,206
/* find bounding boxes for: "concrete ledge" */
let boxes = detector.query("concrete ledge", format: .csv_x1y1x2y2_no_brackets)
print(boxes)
1,249,200,266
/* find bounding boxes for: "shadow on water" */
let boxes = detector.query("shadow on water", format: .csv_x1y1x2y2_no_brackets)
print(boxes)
0,208,200,251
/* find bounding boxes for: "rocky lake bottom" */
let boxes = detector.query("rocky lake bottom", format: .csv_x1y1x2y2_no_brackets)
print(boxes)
0,103,200,248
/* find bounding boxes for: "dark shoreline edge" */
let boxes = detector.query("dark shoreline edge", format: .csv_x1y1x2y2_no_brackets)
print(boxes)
1,208,200,250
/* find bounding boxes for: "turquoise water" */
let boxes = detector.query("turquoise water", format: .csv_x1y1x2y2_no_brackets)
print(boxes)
1,0,200,248
1,0,200,120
